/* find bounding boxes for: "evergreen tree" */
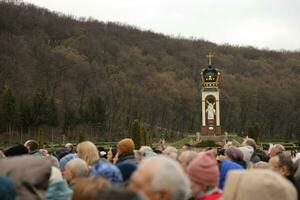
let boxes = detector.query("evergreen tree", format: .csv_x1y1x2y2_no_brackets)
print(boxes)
19,99,34,129
31,88,49,127
1,85,17,131
140,127,147,146
296,127,300,151
82,96,106,127
131,119,141,149
63,105,77,132
248,122,261,143
47,95,58,126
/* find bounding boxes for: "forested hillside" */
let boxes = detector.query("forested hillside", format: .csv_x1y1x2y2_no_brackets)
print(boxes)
1,1,300,141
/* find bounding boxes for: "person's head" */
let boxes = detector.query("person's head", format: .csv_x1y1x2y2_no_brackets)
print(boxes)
139,146,157,159
139,146,153,156
238,146,254,163
90,160,123,184
181,144,192,151
253,161,271,169
222,170,297,200
187,151,219,197
163,146,178,160
65,143,74,152
177,151,198,172
268,144,285,157
129,156,190,200
107,145,117,163
117,138,135,156
24,140,39,153
77,141,99,165
92,188,143,200
54,148,70,160
59,153,78,170
269,153,295,177
97,146,107,158
63,158,89,184
71,177,111,200
242,138,257,150
225,146,244,162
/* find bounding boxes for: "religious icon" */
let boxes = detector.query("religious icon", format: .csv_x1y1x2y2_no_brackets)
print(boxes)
206,100,215,120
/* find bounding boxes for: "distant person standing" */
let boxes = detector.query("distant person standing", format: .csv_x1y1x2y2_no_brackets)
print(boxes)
24,140,41,156
115,138,136,164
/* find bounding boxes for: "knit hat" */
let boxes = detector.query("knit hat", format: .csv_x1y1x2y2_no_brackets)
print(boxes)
116,161,137,181
4,144,28,157
90,160,123,184
225,146,244,161
59,153,77,170
0,175,16,200
239,146,254,163
117,138,135,154
223,169,297,200
187,150,219,186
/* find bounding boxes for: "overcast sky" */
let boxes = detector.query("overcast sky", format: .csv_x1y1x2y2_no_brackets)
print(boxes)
24,0,300,51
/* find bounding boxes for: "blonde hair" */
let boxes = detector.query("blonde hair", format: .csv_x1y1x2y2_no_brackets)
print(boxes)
77,141,99,165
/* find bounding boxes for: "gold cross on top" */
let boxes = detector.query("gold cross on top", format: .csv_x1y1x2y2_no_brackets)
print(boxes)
206,52,214,65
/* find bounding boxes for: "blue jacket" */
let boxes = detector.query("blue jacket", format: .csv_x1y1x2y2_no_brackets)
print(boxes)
219,160,244,189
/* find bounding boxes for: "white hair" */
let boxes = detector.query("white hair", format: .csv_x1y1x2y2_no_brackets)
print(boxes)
143,156,190,200
139,146,153,155
66,158,89,177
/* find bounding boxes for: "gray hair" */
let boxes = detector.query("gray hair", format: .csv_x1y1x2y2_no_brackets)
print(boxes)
66,158,89,177
186,151,198,165
143,156,190,200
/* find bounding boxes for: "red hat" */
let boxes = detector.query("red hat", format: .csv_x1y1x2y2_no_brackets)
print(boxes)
187,150,219,186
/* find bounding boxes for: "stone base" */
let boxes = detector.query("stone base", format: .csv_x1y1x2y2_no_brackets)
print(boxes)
199,135,226,146
201,126,221,136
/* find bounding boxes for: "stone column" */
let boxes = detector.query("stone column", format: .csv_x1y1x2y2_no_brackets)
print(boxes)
202,99,206,126
216,99,220,126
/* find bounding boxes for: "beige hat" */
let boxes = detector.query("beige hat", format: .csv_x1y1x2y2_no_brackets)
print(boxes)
222,169,297,200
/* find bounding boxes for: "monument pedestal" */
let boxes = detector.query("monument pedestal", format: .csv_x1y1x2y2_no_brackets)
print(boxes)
199,135,226,146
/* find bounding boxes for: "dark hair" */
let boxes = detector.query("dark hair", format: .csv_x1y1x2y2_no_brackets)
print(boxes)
110,145,117,158
277,153,296,175
217,148,225,156
153,149,163,154
255,149,270,162
25,140,39,151
182,143,192,150
245,138,257,150
4,144,28,157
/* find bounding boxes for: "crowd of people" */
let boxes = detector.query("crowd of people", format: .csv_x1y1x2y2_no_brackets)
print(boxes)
0,137,300,200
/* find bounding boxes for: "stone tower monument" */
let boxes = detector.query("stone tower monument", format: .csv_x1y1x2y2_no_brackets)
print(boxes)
200,53,222,136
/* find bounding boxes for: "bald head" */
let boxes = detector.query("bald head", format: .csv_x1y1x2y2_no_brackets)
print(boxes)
130,156,190,200
63,158,89,184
